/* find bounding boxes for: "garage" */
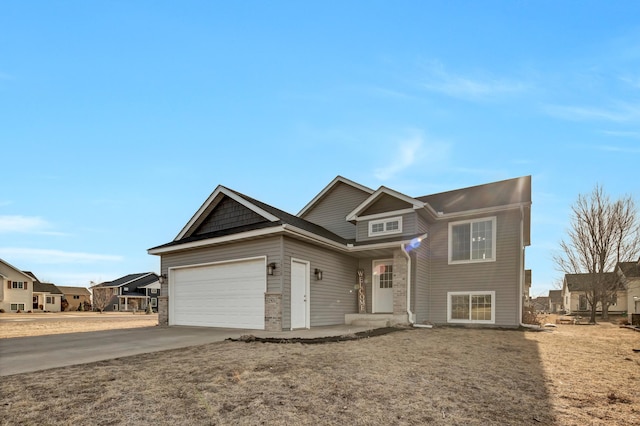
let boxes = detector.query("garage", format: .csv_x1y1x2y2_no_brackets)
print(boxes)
169,258,266,329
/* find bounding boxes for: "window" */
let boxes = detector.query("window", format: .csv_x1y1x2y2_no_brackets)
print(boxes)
10,303,25,311
46,296,53,304
449,217,496,263
73,295,80,299
447,291,495,324
150,288,158,294
151,298,157,307
11,281,24,289
579,295,587,310
368,216,403,237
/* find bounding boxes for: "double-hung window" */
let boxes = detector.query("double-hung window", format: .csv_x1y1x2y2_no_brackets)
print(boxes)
368,216,402,237
449,217,496,264
447,291,495,324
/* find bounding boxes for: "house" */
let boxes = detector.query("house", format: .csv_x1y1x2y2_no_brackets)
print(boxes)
615,258,640,323
562,272,627,315
148,175,532,331
548,290,563,313
23,272,64,312
532,296,549,313
0,258,34,313
523,270,532,307
57,286,92,311
91,273,160,312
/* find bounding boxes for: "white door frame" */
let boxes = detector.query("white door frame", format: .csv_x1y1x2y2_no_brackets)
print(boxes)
372,259,394,313
291,258,310,329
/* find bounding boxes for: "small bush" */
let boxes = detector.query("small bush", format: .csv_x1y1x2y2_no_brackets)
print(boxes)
0,308,5,313
618,318,629,325
522,305,541,325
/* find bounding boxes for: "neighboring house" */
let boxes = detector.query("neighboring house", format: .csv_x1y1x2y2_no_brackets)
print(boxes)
0,258,34,312
148,175,532,331
562,272,627,315
23,272,63,312
57,286,92,311
92,273,160,312
532,297,549,313
548,290,563,314
524,270,532,307
615,258,640,319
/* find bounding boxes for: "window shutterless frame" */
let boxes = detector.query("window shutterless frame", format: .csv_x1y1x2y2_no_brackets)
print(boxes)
368,216,403,237
448,216,497,264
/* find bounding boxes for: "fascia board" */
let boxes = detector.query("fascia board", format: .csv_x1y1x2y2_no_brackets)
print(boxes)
346,187,424,221
297,176,374,217
352,208,416,221
175,186,280,240
427,201,531,220
149,226,286,255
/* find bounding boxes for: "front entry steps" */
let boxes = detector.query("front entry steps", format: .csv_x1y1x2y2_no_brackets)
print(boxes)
345,313,408,327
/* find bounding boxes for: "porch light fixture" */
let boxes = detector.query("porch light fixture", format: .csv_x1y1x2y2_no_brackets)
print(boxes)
267,263,276,275
314,268,323,281
158,274,167,285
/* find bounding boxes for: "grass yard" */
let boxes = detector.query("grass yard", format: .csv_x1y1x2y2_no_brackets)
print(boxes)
1,322,638,425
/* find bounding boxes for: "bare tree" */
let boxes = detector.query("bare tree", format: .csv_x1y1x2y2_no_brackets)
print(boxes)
91,283,112,313
554,185,639,323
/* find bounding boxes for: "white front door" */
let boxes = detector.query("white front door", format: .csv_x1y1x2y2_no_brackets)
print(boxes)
373,259,394,313
291,259,310,329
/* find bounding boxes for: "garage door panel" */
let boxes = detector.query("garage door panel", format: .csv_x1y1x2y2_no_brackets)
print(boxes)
171,259,265,329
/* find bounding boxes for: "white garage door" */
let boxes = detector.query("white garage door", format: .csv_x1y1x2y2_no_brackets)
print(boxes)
170,258,265,329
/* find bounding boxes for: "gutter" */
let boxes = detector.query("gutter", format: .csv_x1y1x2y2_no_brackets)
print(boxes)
519,204,539,329
400,233,427,325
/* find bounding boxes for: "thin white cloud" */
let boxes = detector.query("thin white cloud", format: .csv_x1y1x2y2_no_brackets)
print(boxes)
374,133,451,181
544,102,640,123
601,130,640,139
374,134,425,180
596,144,640,154
0,247,123,264
421,61,527,101
0,215,63,235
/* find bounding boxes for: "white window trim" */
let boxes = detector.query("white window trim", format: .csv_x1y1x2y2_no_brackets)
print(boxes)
448,216,497,264
447,291,496,324
368,216,403,237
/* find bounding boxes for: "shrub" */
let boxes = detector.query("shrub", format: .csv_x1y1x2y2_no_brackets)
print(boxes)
522,305,541,325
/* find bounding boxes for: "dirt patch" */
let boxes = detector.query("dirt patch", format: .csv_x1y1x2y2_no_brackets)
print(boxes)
230,326,403,344
1,322,638,425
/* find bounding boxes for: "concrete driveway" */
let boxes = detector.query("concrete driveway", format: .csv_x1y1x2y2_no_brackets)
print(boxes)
0,324,375,376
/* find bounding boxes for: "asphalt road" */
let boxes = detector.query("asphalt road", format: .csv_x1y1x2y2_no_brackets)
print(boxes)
0,326,251,376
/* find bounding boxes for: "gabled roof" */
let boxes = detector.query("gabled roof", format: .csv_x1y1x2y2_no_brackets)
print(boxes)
417,176,531,214
33,282,64,295
0,259,35,281
346,186,424,221
149,188,353,253
175,186,280,241
617,260,640,279
549,290,562,303
298,176,374,217
93,273,158,290
57,286,91,296
564,272,621,292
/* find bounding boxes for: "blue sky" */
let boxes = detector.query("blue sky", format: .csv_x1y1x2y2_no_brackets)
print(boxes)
1,1,639,297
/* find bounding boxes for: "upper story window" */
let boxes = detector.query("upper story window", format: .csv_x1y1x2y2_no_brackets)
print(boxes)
449,217,496,264
368,216,403,237
10,281,24,289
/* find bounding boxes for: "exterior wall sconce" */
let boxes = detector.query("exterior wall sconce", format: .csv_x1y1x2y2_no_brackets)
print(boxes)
267,263,276,275
314,268,323,281
158,274,167,285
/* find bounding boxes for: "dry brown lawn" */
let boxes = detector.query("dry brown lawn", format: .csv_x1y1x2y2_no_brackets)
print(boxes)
0,312,158,339
1,322,639,425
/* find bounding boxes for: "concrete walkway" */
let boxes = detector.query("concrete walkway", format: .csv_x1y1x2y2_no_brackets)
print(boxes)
0,324,375,376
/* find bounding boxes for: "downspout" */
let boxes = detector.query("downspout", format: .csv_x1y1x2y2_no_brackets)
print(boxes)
519,204,539,329
400,243,414,325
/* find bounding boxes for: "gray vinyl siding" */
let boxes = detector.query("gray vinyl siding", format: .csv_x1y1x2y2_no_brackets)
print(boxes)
282,238,358,328
361,194,412,216
194,196,266,235
356,212,418,242
301,182,370,240
426,209,523,327
159,237,283,298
